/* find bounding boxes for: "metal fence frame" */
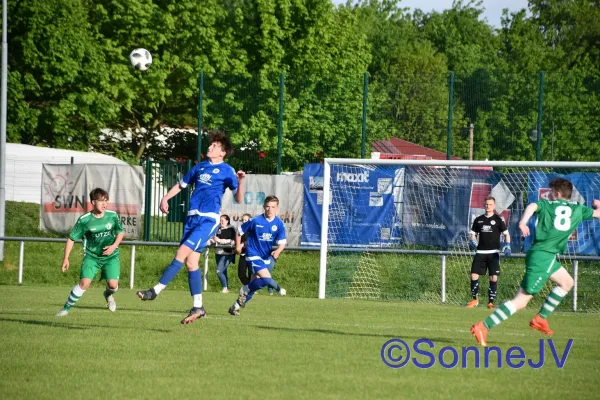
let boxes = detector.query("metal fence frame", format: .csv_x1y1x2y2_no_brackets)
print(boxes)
2,236,597,312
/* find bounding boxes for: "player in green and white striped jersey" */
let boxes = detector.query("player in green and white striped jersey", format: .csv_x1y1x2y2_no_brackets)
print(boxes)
56,188,125,316
471,178,600,346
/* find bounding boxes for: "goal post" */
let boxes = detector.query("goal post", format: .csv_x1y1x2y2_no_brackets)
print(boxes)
318,158,600,312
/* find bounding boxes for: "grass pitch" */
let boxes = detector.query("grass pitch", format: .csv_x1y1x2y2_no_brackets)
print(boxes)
1,286,599,399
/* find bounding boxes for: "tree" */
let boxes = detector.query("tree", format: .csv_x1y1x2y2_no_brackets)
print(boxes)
87,0,240,162
7,0,124,152
200,0,372,172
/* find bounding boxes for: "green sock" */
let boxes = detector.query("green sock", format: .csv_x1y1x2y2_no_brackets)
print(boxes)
538,287,568,319
483,301,517,329
63,284,85,310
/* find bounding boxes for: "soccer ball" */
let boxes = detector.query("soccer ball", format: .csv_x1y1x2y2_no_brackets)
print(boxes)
129,48,152,71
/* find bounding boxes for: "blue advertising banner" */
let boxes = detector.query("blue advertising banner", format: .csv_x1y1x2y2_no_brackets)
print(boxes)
400,168,523,250
301,164,403,247
524,172,600,255
302,165,599,255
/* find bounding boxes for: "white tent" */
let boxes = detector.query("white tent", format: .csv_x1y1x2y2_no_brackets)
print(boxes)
6,143,129,204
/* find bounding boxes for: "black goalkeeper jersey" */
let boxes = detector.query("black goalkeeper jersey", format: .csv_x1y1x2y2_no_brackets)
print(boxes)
470,213,507,253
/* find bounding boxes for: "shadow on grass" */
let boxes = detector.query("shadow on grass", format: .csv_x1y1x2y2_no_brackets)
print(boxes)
0,316,173,333
254,325,455,343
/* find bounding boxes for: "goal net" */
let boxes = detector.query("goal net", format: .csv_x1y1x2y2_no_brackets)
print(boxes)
318,159,600,312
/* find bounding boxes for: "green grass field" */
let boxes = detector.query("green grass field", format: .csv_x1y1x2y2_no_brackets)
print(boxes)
1,285,599,399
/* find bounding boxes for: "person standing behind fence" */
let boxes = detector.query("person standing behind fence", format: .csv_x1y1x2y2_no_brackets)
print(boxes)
210,214,236,293
467,196,511,310
56,188,125,317
136,130,245,325
237,213,252,286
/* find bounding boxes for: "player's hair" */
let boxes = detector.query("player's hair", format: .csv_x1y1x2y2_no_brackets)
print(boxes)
89,188,109,202
264,195,279,205
220,214,230,224
549,178,573,199
208,130,234,157
242,213,252,221
484,196,496,203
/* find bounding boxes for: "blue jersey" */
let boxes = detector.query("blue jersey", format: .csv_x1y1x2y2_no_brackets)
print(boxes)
239,214,287,260
180,160,238,220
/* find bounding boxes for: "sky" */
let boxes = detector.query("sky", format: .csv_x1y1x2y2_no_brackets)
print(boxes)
334,0,530,28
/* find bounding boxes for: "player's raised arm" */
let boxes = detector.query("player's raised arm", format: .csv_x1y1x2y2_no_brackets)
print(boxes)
235,170,246,203
518,203,539,237
592,199,600,219
160,183,183,214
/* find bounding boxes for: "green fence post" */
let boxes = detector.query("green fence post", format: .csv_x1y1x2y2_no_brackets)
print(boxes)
536,71,545,161
143,158,152,241
447,72,454,160
197,72,204,163
184,159,192,236
361,72,369,159
277,72,284,174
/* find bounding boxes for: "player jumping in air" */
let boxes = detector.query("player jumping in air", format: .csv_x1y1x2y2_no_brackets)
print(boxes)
471,178,600,346
137,131,245,324
56,188,125,316
466,196,511,310
229,195,286,316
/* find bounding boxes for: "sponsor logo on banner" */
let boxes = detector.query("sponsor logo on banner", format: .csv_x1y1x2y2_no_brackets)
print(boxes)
336,171,369,183
41,165,144,238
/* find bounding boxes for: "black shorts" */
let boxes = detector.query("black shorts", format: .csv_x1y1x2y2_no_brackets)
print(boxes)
470,253,500,276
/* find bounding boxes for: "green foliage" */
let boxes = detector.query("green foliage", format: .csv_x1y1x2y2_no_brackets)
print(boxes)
4,0,600,163
8,0,123,149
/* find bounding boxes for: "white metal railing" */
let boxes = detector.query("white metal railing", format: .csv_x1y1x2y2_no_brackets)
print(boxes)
0,236,317,290
2,236,598,311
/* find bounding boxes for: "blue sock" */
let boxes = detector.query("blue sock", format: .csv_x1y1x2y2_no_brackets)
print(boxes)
248,278,265,292
245,278,269,304
188,269,202,296
265,278,280,292
159,259,184,285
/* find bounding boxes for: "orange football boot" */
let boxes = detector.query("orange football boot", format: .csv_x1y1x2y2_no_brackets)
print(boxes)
466,299,479,308
529,314,554,336
470,321,488,347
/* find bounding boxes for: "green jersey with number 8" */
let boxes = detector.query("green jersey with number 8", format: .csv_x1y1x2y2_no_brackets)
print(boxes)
530,199,594,254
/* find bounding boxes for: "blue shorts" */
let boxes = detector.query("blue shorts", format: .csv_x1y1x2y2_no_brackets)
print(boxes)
180,215,220,253
247,256,276,274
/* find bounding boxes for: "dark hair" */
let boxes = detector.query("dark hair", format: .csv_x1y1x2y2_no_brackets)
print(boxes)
484,196,496,203
242,213,252,220
208,130,234,157
264,195,279,205
89,188,109,202
220,214,231,224
549,178,573,199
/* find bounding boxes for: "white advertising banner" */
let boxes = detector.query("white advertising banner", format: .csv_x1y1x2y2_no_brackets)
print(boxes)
221,174,303,246
41,164,145,238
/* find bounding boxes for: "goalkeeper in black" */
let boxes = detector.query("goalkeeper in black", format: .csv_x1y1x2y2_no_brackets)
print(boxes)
467,196,511,310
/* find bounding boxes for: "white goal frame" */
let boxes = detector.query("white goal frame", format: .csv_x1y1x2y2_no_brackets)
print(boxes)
318,158,600,300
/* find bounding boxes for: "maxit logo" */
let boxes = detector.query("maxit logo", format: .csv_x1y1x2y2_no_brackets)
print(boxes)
336,171,369,183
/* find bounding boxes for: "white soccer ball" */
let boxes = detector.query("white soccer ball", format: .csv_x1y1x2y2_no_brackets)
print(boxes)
129,48,152,71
